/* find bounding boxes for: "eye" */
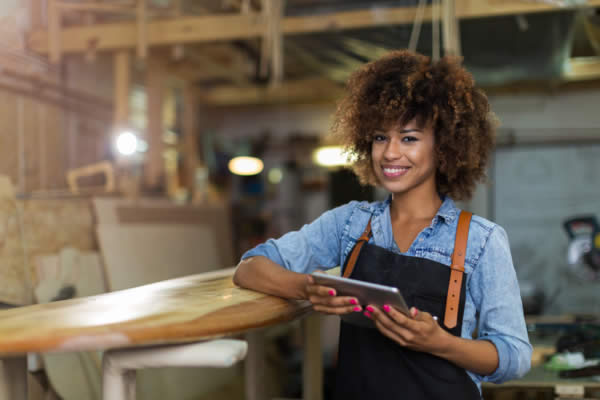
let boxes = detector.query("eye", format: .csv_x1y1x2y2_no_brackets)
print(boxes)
402,136,418,142
373,133,388,142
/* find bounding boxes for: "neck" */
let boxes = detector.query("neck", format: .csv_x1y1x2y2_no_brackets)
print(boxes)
390,183,442,222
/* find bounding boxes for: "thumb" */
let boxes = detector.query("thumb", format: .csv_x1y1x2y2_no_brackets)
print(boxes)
410,307,430,321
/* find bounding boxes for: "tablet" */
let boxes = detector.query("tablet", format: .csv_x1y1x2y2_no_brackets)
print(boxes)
311,272,409,327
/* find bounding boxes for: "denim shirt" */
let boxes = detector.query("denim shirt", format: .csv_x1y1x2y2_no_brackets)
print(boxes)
242,196,532,389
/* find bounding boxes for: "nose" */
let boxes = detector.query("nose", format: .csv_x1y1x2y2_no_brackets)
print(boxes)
383,137,403,161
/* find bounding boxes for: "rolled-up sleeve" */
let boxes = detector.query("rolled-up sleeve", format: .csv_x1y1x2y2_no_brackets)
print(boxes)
469,225,532,383
241,202,354,274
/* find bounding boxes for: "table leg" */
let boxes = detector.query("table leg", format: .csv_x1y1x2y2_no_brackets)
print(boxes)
0,356,27,400
245,330,266,400
303,314,322,400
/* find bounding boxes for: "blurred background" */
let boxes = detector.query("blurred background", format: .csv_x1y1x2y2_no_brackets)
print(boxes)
1,0,600,399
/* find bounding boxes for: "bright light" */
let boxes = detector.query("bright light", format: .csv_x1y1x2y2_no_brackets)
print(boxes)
115,131,139,156
228,156,264,176
268,168,283,184
313,146,351,167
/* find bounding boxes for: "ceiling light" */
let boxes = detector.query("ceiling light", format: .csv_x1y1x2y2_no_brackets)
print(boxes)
268,168,283,184
115,131,139,156
228,156,264,176
313,146,351,167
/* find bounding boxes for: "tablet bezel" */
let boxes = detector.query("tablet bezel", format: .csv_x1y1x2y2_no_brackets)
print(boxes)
311,272,409,315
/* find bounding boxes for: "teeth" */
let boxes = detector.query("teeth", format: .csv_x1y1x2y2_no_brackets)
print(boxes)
383,168,408,173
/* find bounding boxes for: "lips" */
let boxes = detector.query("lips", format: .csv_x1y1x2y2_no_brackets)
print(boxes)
382,166,410,178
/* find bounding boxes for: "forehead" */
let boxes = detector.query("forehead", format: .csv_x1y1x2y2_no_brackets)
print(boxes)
382,117,430,131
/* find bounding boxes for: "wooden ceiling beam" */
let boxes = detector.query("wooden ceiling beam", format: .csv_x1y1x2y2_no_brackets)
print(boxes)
198,77,343,105
28,0,600,56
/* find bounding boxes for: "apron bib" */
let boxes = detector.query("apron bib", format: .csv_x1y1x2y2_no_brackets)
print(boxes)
334,211,481,400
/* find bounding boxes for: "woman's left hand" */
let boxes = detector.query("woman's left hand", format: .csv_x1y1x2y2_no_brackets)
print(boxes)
366,305,451,355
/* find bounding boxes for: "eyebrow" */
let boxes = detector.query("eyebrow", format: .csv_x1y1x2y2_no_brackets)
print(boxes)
399,128,423,133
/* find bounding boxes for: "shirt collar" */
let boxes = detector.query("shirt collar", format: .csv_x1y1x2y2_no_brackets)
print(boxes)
436,196,459,223
364,194,460,223
373,194,458,223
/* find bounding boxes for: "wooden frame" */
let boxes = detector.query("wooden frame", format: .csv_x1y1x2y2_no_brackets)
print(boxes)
28,0,600,56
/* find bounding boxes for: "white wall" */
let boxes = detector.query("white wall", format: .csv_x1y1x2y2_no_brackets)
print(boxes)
211,88,600,221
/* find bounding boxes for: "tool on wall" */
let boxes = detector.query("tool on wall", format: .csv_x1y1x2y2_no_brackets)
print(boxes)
563,215,600,281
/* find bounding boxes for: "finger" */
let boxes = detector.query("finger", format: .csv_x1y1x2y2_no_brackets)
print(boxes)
410,307,434,322
305,284,337,297
313,304,362,315
374,319,408,346
381,305,422,332
367,306,415,341
309,295,359,308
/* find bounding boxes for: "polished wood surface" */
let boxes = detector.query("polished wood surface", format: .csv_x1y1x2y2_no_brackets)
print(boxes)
0,269,312,356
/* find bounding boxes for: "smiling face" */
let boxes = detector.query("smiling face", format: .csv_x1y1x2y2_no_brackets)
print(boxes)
371,119,437,197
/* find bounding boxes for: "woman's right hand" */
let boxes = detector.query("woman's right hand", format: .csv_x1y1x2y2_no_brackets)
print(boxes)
305,273,362,315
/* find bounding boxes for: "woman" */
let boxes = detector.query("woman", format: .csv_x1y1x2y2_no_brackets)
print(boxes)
233,50,531,399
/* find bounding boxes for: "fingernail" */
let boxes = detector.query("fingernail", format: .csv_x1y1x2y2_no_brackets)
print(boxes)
353,306,362,312
328,290,335,296
364,311,372,318
383,305,391,312
366,306,374,313
411,307,419,317
349,299,357,305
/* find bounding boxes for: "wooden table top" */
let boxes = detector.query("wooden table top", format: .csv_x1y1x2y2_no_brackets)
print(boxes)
0,268,313,356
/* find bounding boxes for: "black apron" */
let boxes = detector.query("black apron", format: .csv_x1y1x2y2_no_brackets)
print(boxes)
334,211,481,400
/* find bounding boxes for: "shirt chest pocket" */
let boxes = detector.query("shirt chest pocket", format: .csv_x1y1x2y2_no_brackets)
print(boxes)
413,247,475,275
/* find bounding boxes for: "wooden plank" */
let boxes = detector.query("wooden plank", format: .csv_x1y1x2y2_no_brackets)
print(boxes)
136,0,147,59
58,2,134,14
28,1,600,55
113,50,130,126
244,330,266,400
144,55,165,188
47,0,61,64
0,272,313,355
0,176,32,306
96,224,220,291
199,77,344,106
28,0,45,30
182,86,199,199
0,357,27,400
116,204,235,267
302,314,323,400
564,57,600,82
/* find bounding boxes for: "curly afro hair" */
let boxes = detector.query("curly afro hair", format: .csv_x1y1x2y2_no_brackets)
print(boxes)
331,50,497,201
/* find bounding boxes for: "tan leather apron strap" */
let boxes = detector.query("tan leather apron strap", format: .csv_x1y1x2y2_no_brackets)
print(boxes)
343,220,372,278
444,211,472,329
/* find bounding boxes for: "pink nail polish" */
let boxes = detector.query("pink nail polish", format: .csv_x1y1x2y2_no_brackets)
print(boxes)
353,306,362,312
328,290,335,296
349,299,357,305
383,305,391,312
364,311,372,318
411,307,419,317
366,306,374,313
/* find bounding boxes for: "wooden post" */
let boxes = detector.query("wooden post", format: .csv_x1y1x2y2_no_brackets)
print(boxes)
259,0,273,79
244,330,266,400
431,0,441,61
137,0,148,60
0,357,28,400
48,0,61,64
29,0,45,30
270,0,285,86
84,12,97,63
442,0,461,56
113,50,131,127
303,314,323,400
182,85,200,201
144,55,165,188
